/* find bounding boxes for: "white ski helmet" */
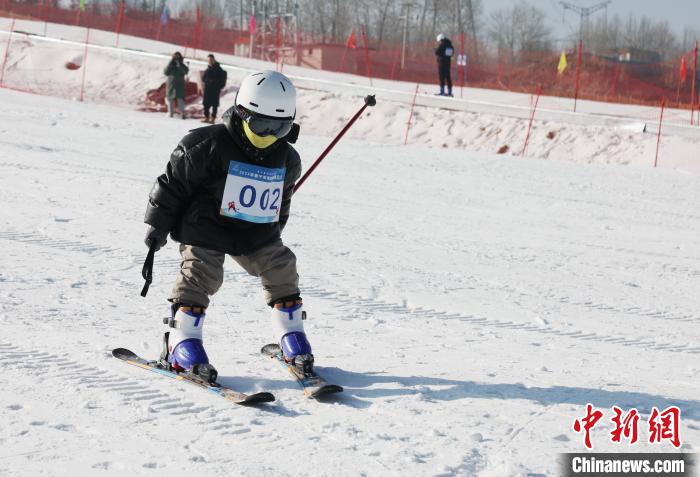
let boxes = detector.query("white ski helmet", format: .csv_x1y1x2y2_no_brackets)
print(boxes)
436,33,446,42
234,70,296,119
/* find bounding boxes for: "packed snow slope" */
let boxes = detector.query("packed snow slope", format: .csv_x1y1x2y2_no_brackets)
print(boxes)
1,87,699,477
1,19,699,172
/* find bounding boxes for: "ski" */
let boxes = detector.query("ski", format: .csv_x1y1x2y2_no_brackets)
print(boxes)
112,348,275,406
261,344,343,399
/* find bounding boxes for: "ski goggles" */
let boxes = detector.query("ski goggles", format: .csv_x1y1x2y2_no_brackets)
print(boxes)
235,106,294,139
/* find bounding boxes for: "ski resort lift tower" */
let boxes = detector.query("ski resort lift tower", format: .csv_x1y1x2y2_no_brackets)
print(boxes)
249,0,299,66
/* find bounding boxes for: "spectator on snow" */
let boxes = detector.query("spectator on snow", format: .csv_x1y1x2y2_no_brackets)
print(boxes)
434,33,454,97
164,51,189,119
201,54,228,123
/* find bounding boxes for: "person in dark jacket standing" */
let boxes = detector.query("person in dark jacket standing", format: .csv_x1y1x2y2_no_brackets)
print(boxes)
143,70,312,383
164,51,189,119
201,54,227,123
434,33,454,97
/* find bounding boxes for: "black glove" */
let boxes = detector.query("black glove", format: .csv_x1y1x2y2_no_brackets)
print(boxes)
144,226,168,251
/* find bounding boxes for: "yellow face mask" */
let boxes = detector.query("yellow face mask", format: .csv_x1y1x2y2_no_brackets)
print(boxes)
243,121,278,149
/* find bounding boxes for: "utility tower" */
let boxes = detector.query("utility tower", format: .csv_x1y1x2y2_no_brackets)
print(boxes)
560,1,611,43
249,0,299,65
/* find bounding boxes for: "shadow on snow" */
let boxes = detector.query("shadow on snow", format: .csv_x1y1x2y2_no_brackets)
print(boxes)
321,367,700,419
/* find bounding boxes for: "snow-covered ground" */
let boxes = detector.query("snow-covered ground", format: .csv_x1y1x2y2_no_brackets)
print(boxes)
1,84,699,476
1,18,699,477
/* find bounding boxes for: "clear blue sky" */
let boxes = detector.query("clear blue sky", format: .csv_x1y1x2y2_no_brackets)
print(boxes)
484,0,700,44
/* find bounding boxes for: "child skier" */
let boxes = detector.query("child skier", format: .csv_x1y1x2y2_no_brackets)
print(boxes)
143,70,311,383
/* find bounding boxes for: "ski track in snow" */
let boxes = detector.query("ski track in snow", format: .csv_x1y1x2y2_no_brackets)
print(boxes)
1,84,699,475
2,223,699,357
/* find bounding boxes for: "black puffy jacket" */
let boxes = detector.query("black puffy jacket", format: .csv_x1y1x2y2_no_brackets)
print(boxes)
202,62,227,107
144,108,301,256
435,38,454,67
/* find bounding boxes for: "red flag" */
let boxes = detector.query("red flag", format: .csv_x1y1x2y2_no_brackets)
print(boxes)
346,28,357,49
680,56,688,82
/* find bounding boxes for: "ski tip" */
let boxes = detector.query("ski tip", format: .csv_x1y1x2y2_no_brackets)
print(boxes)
260,343,281,355
112,348,138,360
240,391,276,406
309,384,344,399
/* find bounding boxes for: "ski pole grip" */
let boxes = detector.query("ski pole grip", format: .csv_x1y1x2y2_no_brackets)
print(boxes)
140,241,157,297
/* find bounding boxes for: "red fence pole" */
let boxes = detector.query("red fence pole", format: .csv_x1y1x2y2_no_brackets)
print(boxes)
115,0,124,48
460,31,465,98
43,0,49,36
521,85,542,157
114,0,124,48
193,7,201,57
249,14,255,59
360,25,372,87
389,45,400,80
691,43,698,125
675,57,683,106
0,18,15,87
276,16,281,71
80,28,90,102
654,97,666,168
200,13,207,54
404,83,419,145
573,40,582,112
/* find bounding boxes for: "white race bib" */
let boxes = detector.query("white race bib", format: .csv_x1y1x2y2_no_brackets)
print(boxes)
220,161,285,223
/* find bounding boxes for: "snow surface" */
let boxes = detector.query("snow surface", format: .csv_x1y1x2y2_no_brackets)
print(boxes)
1,19,699,477
1,85,700,476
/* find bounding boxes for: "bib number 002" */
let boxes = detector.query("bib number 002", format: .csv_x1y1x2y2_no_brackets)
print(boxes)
238,185,281,211
220,161,286,224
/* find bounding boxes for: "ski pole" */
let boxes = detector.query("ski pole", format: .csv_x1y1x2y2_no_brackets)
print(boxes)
293,94,376,193
140,241,157,297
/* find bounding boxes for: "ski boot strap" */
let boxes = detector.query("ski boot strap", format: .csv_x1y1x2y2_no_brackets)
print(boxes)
273,298,303,309
163,305,206,329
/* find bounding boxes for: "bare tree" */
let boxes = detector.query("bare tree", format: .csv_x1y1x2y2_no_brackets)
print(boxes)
488,1,551,63
621,14,678,60
586,13,622,53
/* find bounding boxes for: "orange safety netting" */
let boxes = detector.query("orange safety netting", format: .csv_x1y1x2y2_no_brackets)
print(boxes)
1,0,698,111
